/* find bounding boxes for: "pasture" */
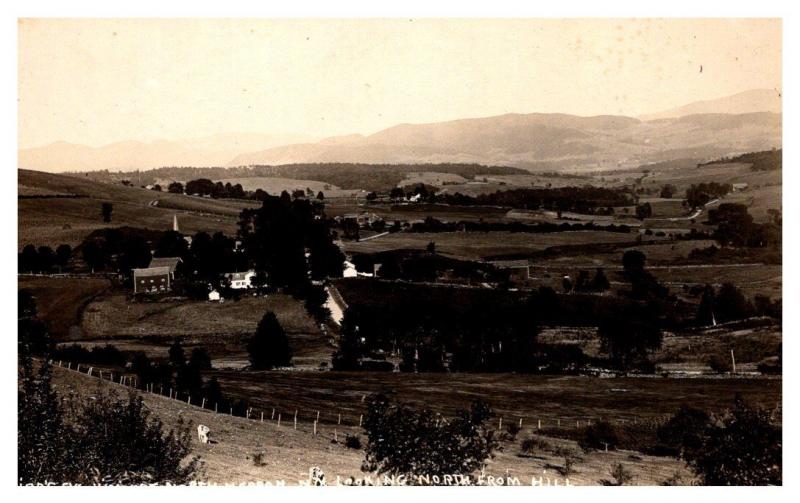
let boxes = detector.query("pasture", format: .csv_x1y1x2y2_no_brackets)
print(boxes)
51,366,695,485
342,231,641,261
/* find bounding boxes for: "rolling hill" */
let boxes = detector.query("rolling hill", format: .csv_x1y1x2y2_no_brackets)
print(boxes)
18,169,257,249
639,89,782,121
229,111,781,171
19,90,782,173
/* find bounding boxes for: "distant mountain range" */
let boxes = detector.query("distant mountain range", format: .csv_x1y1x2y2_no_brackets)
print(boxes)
19,89,781,173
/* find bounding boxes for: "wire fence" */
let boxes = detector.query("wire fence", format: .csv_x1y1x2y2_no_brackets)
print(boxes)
52,359,679,441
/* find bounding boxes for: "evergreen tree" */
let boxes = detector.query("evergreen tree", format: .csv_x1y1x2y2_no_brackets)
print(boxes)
247,312,292,369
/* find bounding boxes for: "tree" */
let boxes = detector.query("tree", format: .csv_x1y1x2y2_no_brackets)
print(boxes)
154,231,188,259
366,191,378,201
247,312,292,369
659,184,677,198
168,181,184,194
37,246,55,273
590,268,610,292
714,283,753,323
189,347,212,370
426,241,436,254
168,340,186,367
118,236,152,274
56,244,72,269
657,406,711,458
622,250,646,274
101,202,113,223
316,191,325,201
597,311,662,369
19,244,38,273
684,398,781,485
635,202,652,220
389,187,405,200
362,394,497,483
176,363,203,396
696,284,716,326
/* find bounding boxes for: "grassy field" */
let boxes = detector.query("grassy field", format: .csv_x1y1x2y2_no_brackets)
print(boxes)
50,366,695,485
18,276,112,338
209,370,780,431
79,293,329,369
342,231,642,261
18,170,251,249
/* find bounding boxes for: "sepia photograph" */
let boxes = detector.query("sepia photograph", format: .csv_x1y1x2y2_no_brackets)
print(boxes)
12,10,787,489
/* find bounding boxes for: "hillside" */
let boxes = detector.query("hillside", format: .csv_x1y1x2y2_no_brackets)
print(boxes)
229,112,781,171
18,170,255,249
640,89,782,121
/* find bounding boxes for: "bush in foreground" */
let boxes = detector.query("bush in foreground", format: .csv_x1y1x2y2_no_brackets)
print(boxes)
361,393,497,483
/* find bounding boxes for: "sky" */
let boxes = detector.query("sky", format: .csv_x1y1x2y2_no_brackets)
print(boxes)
18,18,781,149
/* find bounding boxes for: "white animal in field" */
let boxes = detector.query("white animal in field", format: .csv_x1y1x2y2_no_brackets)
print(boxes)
309,466,325,486
197,424,210,444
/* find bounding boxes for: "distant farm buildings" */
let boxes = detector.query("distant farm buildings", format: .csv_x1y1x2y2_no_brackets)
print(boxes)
133,266,172,294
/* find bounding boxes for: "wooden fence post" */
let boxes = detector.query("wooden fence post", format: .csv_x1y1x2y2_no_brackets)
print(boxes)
187,396,191,405
271,408,275,420
215,403,218,413
316,411,320,422
359,414,363,427
277,413,281,427
338,413,341,425
294,410,298,430
313,421,317,435
498,417,503,430
261,411,264,422
518,418,523,428
201,398,206,409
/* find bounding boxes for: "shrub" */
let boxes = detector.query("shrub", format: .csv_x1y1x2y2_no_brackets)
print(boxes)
578,421,619,451
606,462,633,486
657,406,711,458
252,452,267,467
361,393,497,482
345,434,362,450
18,361,200,485
684,397,781,485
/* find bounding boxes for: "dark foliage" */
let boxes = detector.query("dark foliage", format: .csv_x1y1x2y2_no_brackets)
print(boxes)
684,398,781,485
247,312,292,370
361,394,497,482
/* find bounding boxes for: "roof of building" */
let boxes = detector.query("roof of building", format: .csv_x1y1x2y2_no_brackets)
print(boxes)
225,270,256,281
148,256,182,271
133,266,172,278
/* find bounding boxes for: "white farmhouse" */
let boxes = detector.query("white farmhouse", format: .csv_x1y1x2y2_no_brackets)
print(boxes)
224,270,257,289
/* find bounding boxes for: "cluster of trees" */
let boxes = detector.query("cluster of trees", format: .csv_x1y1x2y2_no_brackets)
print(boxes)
658,400,781,485
407,216,632,235
333,292,539,373
696,283,781,325
183,178,246,199
562,268,610,294
709,203,781,249
79,228,155,273
237,192,344,290
352,250,508,284
433,187,634,213
685,182,732,209
18,244,72,273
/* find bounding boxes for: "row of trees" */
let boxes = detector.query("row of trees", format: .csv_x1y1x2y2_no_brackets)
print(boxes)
18,244,72,273
433,186,634,213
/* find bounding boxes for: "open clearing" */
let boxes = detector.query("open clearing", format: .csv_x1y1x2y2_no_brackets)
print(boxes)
18,276,112,338
342,231,642,261
51,365,695,485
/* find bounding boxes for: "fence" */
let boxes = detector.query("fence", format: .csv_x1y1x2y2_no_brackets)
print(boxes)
51,359,676,440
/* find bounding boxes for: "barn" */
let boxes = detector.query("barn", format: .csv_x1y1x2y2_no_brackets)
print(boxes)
133,266,172,294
